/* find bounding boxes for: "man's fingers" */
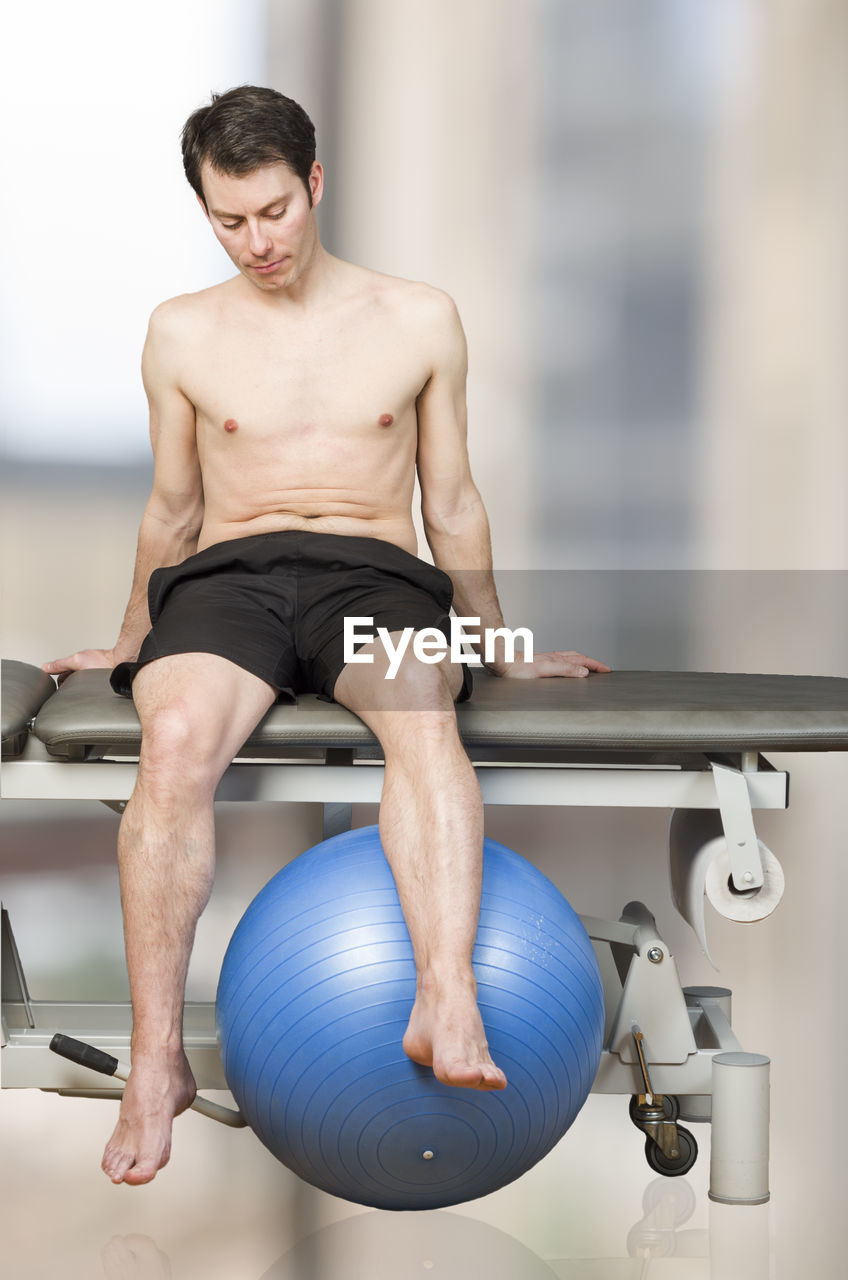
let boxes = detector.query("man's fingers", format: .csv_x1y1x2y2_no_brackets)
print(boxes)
42,649,116,677
502,651,611,679
42,654,88,674
536,654,591,677
42,658,74,677
552,653,612,674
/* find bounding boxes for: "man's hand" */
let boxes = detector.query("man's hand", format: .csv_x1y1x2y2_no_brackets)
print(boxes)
43,649,119,685
498,651,611,680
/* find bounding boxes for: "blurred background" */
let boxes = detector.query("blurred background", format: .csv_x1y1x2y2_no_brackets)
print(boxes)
1,1,846,1277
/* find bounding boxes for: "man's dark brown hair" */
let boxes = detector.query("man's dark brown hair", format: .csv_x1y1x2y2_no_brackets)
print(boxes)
181,85,317,206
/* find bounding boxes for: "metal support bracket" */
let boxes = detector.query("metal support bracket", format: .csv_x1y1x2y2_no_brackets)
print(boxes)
586,902,697,1067
322,802,353,841
1,905,35,1036
710,760,765,890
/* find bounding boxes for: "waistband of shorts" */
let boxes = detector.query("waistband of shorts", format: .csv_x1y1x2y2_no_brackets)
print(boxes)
186,531,441,576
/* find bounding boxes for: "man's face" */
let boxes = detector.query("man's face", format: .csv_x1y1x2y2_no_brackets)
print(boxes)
199,160,323,291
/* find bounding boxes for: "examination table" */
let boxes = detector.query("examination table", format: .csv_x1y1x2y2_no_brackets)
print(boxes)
3,659,848,1205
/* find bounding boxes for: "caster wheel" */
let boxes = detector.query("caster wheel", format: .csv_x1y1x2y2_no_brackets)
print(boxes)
644,1126,698,1177
629,1093,679,1127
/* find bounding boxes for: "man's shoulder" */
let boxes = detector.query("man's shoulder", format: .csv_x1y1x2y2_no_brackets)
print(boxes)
363,267,455,312
147,279,236,337
351,265,460,335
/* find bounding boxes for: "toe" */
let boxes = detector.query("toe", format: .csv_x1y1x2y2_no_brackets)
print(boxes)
102,1149,135,1184
122,1160,162,1186
478,1068,508,1091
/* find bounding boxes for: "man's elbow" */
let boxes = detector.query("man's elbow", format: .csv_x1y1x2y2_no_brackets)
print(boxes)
142,496,204,541
422,490,487,541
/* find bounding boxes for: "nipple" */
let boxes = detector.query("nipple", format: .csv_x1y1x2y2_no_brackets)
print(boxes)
223,418,239,434
378,413,394,427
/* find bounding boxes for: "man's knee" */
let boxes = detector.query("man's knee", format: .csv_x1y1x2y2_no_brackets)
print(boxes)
137,699,224,798
141,699,200,757
376,651,462,712
365,664,467,762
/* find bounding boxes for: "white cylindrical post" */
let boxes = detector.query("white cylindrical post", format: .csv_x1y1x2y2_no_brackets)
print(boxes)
709,1052,770,1205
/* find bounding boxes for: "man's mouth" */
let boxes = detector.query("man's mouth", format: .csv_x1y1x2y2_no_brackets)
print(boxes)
250,257,287,274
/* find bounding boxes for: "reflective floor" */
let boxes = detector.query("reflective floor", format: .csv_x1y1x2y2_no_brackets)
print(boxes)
0,1087,797,1279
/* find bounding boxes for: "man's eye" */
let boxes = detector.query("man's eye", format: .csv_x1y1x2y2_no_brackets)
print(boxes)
269,209,287,220
221,221,241,231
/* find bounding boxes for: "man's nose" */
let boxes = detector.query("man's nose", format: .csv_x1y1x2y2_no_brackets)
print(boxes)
247,220,273,256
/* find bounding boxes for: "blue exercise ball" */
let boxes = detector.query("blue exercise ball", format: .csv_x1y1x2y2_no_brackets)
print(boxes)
216,825,604,1210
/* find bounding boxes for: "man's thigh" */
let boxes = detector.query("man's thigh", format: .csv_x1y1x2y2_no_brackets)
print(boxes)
295,537,469,703
111,538,301,699
132,652,277,774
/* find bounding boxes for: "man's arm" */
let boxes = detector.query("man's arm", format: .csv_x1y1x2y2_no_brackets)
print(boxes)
44,303,204,678
415,292,609,679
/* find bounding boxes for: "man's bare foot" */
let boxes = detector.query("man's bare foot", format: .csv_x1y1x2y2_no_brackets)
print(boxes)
101,1050,196,1185
402,973,507,1091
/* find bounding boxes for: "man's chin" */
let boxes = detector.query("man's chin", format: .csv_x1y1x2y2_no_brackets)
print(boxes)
241,263,292,291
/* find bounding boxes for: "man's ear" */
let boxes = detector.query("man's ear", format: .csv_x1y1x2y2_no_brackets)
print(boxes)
309,162,324,209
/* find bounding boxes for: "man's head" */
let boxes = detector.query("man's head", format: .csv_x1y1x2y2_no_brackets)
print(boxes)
181,85,317,208
182,86,323,293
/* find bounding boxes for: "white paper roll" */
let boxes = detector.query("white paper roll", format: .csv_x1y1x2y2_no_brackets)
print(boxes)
705,843,785,923
669,810,784,966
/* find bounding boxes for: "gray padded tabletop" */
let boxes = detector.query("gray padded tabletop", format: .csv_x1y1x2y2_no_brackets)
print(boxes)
23,665,848,760
1,660,56,759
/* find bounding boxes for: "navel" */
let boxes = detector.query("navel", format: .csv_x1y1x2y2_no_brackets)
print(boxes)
378,412,394,428
223,418,239,434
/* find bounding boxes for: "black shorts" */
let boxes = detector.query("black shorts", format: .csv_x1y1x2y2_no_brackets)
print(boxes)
110,532,473,703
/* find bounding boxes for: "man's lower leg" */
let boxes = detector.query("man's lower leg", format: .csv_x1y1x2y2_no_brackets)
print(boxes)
380,720,506,1090
332,639,507,1093
101,788,214,1185
99,655,276,1184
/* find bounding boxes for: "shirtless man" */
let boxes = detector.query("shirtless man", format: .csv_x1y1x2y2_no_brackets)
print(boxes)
44,86,609,1186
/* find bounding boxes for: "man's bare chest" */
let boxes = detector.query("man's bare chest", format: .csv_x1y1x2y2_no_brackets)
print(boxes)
181,317,429,449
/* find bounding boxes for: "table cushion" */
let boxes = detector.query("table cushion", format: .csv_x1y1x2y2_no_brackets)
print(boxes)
23,666,848,761
1,661,57,759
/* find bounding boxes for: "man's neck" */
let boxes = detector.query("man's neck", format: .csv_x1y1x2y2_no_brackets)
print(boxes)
243,233,338,313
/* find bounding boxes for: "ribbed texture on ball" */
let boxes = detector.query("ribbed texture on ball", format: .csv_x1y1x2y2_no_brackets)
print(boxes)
217,826,603,1210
